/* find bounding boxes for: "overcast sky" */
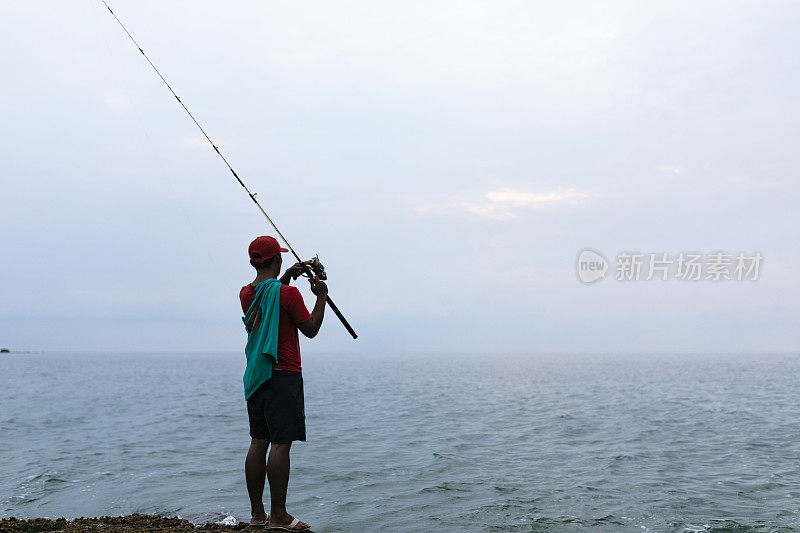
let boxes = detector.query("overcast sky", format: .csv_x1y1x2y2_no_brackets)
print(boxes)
1,1,798,354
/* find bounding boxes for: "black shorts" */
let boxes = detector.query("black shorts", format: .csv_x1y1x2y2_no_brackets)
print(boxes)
246,370,306,443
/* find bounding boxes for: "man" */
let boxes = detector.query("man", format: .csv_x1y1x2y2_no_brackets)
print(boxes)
240,235,327,530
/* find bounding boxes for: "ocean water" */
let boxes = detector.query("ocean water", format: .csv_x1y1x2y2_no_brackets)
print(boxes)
2,352,800,532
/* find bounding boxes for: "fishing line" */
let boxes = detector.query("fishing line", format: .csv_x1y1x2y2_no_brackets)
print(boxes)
99,0,358,339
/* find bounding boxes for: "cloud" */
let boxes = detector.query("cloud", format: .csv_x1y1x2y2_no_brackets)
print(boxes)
415,187,590,220
263,2,622,89
177,137,209,150
101,93,135,110
658,165,684,175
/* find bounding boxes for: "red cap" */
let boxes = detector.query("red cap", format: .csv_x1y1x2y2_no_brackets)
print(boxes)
248,236,288,264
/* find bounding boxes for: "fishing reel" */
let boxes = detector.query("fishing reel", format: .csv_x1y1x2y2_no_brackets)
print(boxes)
299,255,327,281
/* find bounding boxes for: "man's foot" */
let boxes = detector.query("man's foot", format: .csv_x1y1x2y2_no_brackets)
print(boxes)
249,512,269,526
267,512,309,531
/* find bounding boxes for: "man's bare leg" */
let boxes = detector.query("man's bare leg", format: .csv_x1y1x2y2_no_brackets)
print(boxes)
267,442,309,529
245,438,269,524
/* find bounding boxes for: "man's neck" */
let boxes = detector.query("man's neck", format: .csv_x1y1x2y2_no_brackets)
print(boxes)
252,268,280,285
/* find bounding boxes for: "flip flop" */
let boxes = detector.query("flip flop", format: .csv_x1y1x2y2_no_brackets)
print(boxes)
247,514,270,527
266,517,310,531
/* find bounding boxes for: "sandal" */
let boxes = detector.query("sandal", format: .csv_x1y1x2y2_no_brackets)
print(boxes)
266,517,310,531
247,514,269,527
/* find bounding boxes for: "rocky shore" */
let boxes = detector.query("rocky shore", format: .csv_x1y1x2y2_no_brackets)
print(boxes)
0,514,255,533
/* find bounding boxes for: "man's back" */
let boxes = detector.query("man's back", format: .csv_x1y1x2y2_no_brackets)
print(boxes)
240,283,311,373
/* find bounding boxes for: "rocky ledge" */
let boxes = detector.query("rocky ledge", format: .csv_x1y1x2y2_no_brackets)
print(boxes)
0,514,257,533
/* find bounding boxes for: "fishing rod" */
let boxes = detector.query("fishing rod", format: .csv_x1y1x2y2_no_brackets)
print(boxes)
99,0,358,339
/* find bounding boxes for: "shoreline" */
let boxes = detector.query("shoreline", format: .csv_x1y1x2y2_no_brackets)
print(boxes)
0,514,251,533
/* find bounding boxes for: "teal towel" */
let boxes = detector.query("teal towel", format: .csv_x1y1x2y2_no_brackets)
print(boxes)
242,279,282,400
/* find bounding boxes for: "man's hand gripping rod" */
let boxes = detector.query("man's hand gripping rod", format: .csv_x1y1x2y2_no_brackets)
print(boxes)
99,0,357,339
297,256,357,339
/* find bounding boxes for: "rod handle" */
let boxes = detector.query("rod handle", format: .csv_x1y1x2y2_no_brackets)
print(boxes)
325,294,358,339
300,263,357,339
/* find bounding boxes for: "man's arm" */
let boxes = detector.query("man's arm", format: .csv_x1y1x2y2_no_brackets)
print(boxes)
297,277,327,339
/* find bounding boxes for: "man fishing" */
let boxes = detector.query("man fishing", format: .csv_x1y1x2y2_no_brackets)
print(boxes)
240,236,327,531
98,5,356,528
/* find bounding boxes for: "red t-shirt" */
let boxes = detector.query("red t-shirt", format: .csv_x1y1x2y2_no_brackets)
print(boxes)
240,283,311,373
